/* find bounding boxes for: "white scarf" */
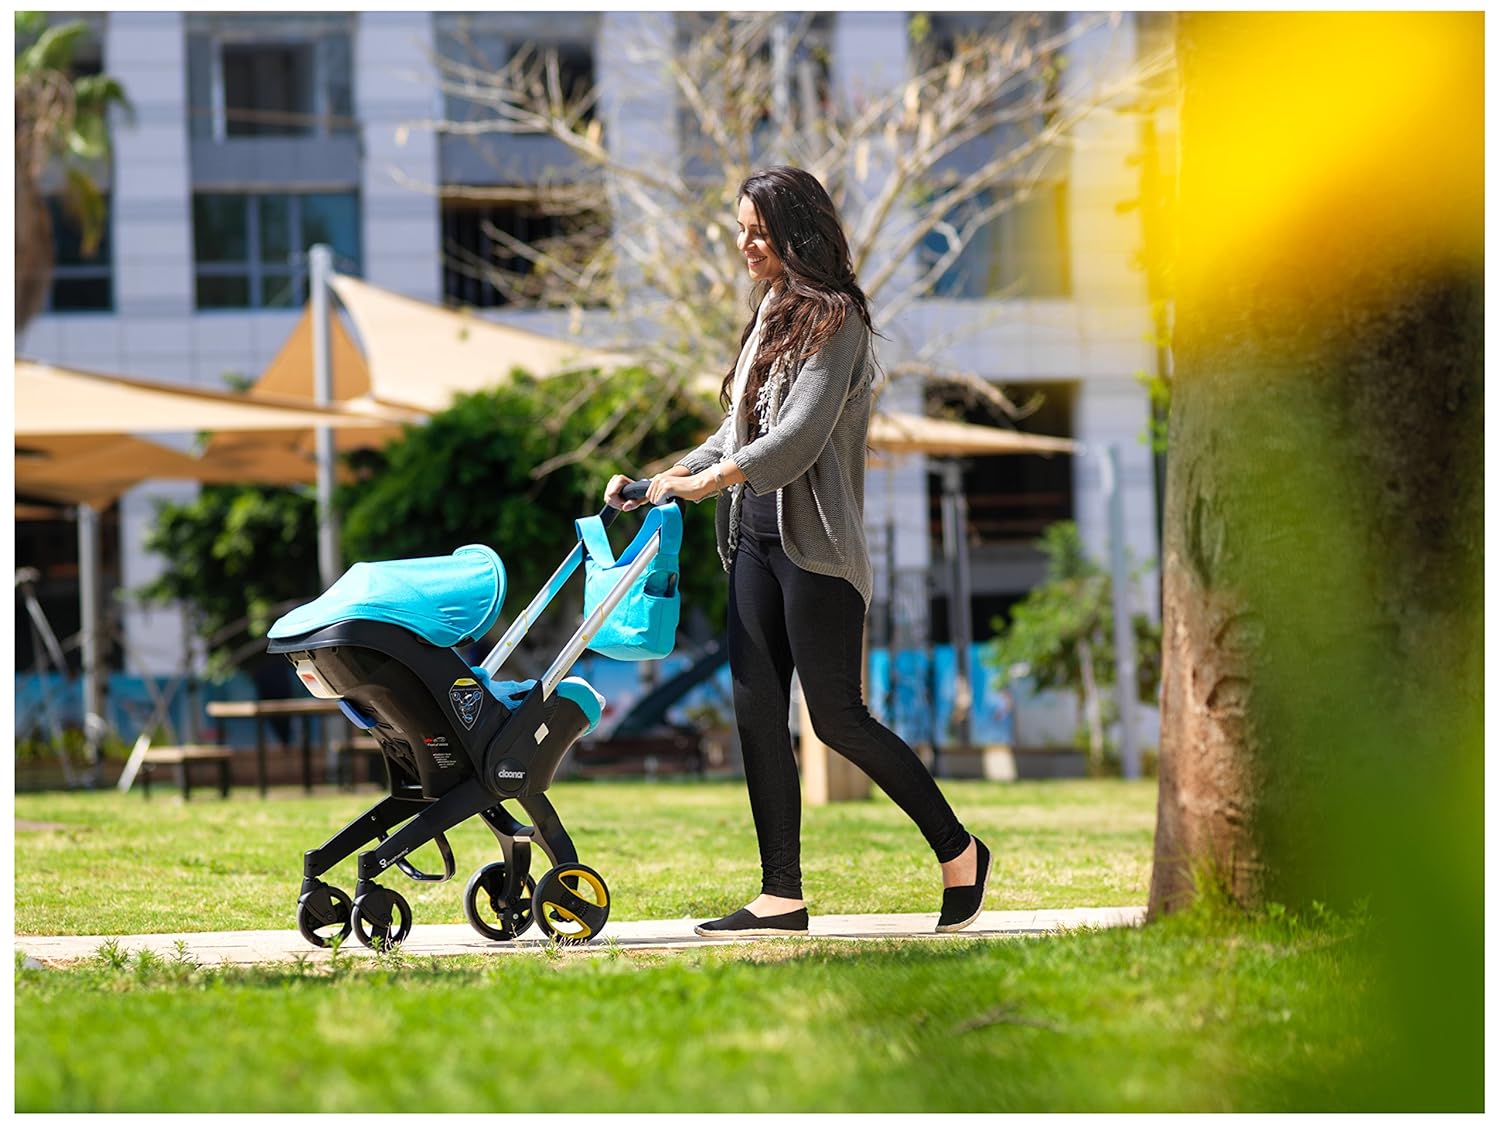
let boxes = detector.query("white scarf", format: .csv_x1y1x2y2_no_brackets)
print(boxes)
729,290,776,427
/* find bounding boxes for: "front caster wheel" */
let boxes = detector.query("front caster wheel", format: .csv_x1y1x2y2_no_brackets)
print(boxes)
464,862,536,942
533,864,610,944
349,886,413,949
296,882,353,948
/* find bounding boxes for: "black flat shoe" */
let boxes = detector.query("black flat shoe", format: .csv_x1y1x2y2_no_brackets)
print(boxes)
936,837,992,933
693,906,809,938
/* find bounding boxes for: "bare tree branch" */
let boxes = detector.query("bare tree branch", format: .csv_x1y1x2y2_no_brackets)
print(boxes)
404,13,1172,469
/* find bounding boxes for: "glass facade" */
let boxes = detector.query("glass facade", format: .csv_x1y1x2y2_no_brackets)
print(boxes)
185,13,355,140
192,191,360,309
46,196,113,313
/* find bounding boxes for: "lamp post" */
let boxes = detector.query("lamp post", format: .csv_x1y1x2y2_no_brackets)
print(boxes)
77,502,103,783
309,243,340,590
1100,442,1141,778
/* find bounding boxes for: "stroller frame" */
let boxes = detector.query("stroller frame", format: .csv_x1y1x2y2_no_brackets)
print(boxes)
271,487,663,949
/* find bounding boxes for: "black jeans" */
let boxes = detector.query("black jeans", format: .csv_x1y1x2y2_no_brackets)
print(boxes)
728,527,970,898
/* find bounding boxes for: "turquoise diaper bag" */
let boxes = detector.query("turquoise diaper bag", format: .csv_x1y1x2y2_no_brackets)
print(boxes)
574,501,683,661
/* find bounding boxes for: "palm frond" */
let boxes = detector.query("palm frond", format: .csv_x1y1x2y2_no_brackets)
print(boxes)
17,20,87,77
66,109,110,161
72,74,134,124
62,167,107,257
14,11,47,39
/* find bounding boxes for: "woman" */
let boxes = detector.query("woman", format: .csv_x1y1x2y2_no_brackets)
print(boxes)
606,165,990,937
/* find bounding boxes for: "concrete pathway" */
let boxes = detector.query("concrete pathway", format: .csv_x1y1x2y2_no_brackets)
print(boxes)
16,906,1145,967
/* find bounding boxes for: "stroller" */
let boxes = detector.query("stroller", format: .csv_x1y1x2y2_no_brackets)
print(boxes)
267,481,675,949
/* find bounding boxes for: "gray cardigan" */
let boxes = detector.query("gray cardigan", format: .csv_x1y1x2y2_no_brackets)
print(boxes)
677,309,876,606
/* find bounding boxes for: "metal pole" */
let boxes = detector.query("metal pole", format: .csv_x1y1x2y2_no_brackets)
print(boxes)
939,461,972,761
953,474,974,755
310,243,340,591
885,517,897,724
1102,443,1141,778
77,503,103,780
481,543,585,677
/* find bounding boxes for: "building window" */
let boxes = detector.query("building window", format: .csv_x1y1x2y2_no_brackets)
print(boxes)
192,192,360,310
46,196,113,313
436,14,599,129
441,196,605,309
221,43,314,136
920,183,1071,299
186,13,354,140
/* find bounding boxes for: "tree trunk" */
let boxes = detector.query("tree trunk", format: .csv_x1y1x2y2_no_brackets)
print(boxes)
15,154,54,334
1151,14,1482,1103
1152,12,1482,915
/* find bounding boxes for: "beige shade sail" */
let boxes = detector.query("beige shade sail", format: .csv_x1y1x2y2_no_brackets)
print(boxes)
15,434,256,508
249,301,380,407
15,359,406,438
203,425,406,471
203,309,409,468
214,278,631,472
869,411,1078,458
647,409,1075,473
323,275,635,412
682,371,1075,459
195,438,369,484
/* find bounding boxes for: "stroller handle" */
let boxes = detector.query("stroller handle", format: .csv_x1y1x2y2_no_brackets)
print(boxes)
599,479,651,528
480,479,660,678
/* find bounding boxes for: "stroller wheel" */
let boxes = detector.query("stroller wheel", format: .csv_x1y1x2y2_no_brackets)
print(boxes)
350,886,414,950
464,862,536,942
533,864,611,945
296,882,353,949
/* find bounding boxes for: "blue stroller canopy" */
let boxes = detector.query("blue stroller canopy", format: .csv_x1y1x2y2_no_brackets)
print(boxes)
269,544,506,648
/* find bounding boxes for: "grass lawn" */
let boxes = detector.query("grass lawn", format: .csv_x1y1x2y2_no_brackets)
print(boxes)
15,908,1390,1113
17,778,1430,1111
15,778,1154,935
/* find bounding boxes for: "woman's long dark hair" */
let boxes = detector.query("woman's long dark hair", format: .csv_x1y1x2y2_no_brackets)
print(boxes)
720,166,876,418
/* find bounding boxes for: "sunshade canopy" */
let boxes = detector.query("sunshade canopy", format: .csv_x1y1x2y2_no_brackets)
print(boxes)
251,276,634,414
15,359,403,437
268,543,506,647
249,299,380,407
652,408,1076,472
15,434,240,508
869,411,1077,457
682,371,1075,459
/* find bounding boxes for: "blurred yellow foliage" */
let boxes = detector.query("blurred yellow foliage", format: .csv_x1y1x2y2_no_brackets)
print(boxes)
1177,13,1482,302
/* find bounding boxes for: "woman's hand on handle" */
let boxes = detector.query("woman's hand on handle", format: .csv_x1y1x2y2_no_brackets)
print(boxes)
646,460,747,505
605,474,643,512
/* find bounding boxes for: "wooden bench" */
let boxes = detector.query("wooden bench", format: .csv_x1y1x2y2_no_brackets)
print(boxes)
139,746,234,800
572,730,704,779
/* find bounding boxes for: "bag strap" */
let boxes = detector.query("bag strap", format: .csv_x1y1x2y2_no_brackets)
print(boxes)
575,515,617,566
642,501,683,556
576,502,683,568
